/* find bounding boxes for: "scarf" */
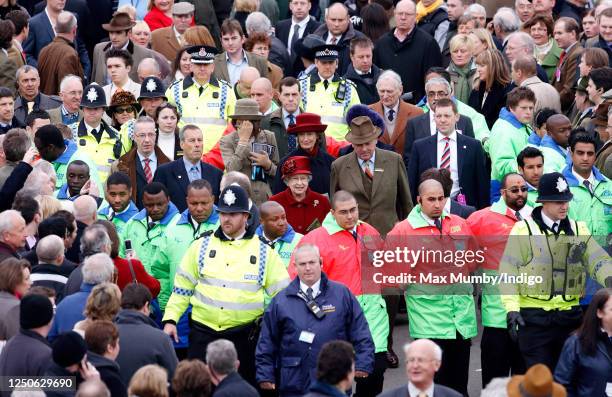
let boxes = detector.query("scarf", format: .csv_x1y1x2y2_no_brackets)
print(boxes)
416,0,444,22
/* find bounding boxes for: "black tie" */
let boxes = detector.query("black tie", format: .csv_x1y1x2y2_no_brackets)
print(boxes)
552,222,559,234
583,180,593,196
290,24,300,54
90,128,102,143
351,230,358,241
198,86,204,96
288,114,295,126
388,109,395,122
515,211,522,221
434,218,443,233
306,287,314,301
323,80,329,90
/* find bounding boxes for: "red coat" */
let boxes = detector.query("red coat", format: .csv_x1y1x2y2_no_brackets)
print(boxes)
113,257,161,297
144,7,173,32
269,188,330,235
288,217,381,295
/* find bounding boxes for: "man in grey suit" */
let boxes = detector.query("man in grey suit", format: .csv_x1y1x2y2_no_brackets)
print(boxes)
377,339,462,397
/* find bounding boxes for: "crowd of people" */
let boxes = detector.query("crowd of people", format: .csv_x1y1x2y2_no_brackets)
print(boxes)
0,0,611,395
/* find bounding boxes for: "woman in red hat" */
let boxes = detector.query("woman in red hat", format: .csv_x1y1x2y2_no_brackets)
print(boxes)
269,156,331,235
271,113,336,196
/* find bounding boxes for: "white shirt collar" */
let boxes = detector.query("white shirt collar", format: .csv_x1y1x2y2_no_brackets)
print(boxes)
282,108,299,119
571,167,595,187
299,279,321,298
408,381,434,397
437,130,457,142
292,16,309,28
84,122,102,134
540,209,559,230
420,210,440,227
44,8,57,35
223,230,247,240
137,151,157,163
355,68,372,75
383,102,400,115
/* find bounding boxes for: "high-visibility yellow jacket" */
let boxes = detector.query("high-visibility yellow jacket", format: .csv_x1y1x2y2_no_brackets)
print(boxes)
500,207,611,312
165,76,236,154
298,71,360,142
162,229,290,330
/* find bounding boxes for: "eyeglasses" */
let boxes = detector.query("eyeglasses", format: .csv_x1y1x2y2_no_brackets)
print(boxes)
134,133,156,139
505,186,529,194
115,106,134,114
427,91,449,98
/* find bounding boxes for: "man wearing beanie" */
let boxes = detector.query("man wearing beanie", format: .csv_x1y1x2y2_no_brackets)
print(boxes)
44,331,100,397
0,293,54,397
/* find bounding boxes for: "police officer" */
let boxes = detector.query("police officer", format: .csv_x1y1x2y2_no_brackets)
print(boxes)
256,244,374,396
162,185,289,386
500,172,612,371
166,45,237,154
298,44,361,142
256,201,303,267
119,76,168,153
70,83,125,183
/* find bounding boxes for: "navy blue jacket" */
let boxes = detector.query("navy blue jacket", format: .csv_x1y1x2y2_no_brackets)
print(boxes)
554,333,612,397
256,273,374,397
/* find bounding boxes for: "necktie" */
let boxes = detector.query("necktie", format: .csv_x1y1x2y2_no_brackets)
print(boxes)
323,80,329,90
351,230,358,241
306,287,314,300
287,114,297,152
515,211,522,221
364,160,373,179
583,180,593,195
440,137,451,169
143,158,153,183
290,24,300,54
330,36,337,45
90,128,102,143
189,165,199,182
552,222,559,234
555,50,566,81
434,218,443,233
27,101,34,113
198,86,204,96
388,109,395,122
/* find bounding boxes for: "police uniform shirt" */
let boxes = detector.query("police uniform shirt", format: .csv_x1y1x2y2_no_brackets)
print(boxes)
540,210,561,233
408,381,434,397
137,151,158,175
318,73,333,90
84,121,103,141
222,230,247,241
300,279,321,299
437,131,460,197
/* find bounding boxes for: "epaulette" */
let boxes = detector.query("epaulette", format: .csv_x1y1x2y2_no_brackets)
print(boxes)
258,235,274,247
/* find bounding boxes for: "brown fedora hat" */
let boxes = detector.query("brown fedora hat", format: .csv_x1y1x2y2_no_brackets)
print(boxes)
507,364,566,397
344,115,380,144
102,12,136,32
229,98,263,121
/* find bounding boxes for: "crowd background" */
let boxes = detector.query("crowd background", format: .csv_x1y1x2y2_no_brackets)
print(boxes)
0,0,610,395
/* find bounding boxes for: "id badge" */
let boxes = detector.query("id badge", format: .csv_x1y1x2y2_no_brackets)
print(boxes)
299,331,315,344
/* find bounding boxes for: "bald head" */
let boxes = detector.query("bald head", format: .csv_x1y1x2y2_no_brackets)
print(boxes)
396,0,416,11
137,58,161,82
546,114,572,148
74,195,98,226
326,3,350,36
250,77,274,113
418,179,444,196
238,67,261,97
259,201,285,218
252,77,273,92
394,0,417,34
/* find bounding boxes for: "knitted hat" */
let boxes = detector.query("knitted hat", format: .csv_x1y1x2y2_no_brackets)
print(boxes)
20,294,54,329
52,331,87,368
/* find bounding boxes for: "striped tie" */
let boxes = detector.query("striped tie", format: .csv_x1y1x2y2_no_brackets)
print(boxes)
364,160,373,179
143,158,153,183
440,137,451,169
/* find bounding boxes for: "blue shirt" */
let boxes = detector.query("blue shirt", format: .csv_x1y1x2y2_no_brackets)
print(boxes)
182,157,201,182
226,50,249,86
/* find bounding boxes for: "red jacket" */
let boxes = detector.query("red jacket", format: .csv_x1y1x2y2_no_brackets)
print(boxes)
144,7,173,32
288,215,382,295
269,188,330,235
113,257,161,297
466,200,524,270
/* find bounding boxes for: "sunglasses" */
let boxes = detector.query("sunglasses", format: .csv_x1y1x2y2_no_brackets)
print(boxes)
505,186,529,194
115,106,134,114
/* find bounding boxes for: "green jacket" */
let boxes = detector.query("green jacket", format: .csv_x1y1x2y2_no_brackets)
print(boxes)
539,40,563,83
563,166,612,243
255,224,302,268
489,108,532,182
420,98,490,146
121,203,181,278
153,207,220,311
98,201,140,248
389,206,478,339
52,140,101,191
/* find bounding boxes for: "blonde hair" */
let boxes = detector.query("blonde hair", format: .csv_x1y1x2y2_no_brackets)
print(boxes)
184,26,216,46
133,20,151,35
84,282,121,321
470,28,495,52
37,195,62,220
128,365,169,397
117,5,137,21
449,33,474,54
234,0,258,13
148,0,174,11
